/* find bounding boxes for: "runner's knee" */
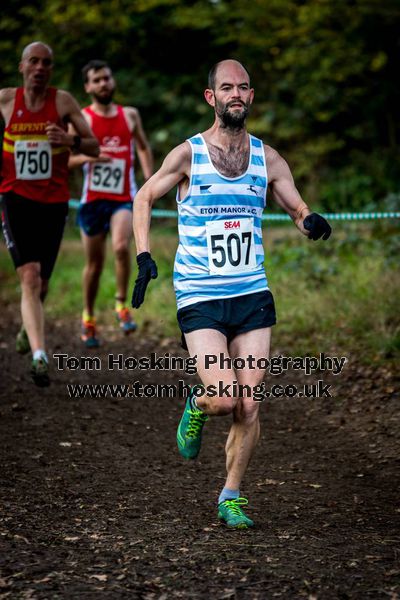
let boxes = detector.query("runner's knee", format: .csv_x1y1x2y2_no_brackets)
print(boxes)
234,400,260,425
19,264,41,292
113,242,129,260
86,260,103,277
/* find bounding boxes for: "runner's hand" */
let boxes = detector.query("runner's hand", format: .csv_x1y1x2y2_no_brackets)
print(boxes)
303,213,332,240
131,252,158,308
45,122,69,146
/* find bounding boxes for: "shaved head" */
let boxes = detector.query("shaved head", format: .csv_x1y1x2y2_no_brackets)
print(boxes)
21,42,53,62
19,41,54,90
208,60,250,90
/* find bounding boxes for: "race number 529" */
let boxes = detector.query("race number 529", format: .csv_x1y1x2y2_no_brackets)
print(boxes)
206,218,256,275
89,158,125,195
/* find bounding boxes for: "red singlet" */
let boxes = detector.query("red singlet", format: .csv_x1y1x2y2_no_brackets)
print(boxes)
0,87,70,203
81,105,136,204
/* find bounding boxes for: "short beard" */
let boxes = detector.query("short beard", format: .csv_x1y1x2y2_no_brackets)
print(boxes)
93,91,114,105
216,100,249,130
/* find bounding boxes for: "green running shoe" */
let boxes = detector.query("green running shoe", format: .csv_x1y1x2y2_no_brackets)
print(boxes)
176,394,208,459
16,326,30,355
218,497,254,529
31,357,50,387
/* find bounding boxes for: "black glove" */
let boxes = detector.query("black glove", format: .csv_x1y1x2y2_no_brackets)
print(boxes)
131,252,158,308
303,213,332,241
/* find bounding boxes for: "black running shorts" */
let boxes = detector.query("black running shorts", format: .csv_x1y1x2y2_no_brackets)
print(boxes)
77,199,132,236
177,290,277,350
1,191,68,280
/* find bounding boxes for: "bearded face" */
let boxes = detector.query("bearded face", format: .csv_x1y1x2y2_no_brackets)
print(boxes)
215,98,250,129
206,61,254,130
85,67,116,106
92,89,114,105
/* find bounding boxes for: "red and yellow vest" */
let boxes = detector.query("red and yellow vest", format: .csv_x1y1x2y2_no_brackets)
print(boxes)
0,87,70,203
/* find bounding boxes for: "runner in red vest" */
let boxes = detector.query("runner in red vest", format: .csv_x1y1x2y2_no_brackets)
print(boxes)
0,42,99,386
69,60,153,347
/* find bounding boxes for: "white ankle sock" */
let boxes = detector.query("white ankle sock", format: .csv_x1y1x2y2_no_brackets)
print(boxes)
33,349,48,363
218,488,240,505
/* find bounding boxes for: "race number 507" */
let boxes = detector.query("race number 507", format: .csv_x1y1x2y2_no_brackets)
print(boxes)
206,218,256,275
210,231,252,268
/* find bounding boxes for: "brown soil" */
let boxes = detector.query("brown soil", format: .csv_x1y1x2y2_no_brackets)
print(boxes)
0,305,399,599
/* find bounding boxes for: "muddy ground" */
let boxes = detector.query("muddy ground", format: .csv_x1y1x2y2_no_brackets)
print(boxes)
0,305,399,599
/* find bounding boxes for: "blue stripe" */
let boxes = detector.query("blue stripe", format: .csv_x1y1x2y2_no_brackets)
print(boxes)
175,253,207,266
192,153,209,164
179,235,208,247
173,267,266,282
250,137,262,148
191,174,267,186
174,272,267,286
175,249,265,265
180,194,264,207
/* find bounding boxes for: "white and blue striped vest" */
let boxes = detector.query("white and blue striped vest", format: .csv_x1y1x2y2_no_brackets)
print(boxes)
173,133,269,309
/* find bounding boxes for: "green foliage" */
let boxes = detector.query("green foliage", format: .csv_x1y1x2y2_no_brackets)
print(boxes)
1,0,399,207
266,222,400,359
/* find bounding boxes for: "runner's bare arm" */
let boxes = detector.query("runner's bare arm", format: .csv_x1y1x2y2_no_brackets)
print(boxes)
68,151,110,168
68,124,111,169
47,90,99,157
265,145,310,235
125,107,153,181
0,89,17,125
68,113,95,167
67,116,110,168
133,142,191,254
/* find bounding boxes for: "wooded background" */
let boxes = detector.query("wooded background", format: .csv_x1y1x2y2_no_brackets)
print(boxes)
1,0,399,210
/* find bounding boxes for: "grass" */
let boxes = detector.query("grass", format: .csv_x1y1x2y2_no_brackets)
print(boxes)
1,215,399,363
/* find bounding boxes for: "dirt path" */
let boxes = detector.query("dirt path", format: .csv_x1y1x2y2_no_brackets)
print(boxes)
0,309,399,599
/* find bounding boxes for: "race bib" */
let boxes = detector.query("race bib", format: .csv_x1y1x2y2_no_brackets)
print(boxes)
14,140,52,180
206,218,256,275
89,158,125,195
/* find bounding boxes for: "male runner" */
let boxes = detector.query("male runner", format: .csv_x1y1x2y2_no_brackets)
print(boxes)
131,60,331,528
0,42,99,386
69,60,153,347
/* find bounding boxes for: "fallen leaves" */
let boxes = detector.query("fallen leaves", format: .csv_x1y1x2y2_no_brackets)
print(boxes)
90,574,108,582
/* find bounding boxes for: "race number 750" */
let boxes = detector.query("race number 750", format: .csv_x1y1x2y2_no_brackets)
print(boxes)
14,140,52,180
